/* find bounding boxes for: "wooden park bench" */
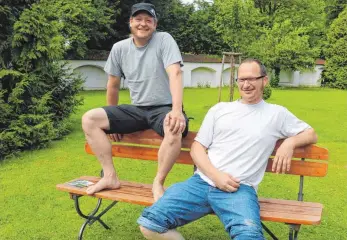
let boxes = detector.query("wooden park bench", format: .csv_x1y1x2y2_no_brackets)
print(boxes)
56,130,329,240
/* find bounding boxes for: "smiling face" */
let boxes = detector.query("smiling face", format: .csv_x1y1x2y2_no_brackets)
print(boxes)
129,12,157,44
237,61,269,104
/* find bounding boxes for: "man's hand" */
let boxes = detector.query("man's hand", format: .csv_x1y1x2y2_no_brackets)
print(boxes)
165,110,186,134
272,139,295,173
108,133,123,142
212,171,240,192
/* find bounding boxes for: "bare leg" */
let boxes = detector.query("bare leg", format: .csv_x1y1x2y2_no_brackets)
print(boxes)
140,226,185,240
152,123,182,202
82,108,121,194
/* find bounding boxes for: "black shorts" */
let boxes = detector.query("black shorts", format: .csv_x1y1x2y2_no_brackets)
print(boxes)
102,104,189,137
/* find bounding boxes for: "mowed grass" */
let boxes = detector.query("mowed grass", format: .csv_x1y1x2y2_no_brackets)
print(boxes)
0,87,346,240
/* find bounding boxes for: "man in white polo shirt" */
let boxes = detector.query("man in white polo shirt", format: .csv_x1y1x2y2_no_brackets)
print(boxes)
137,59,318,239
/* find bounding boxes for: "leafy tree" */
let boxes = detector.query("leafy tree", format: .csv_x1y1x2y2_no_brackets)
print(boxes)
213,0,263,52
249,20,321,87
323,7,347,89
175,0,228,54
213,0,325,87
325,0,347,26
87,0,226,55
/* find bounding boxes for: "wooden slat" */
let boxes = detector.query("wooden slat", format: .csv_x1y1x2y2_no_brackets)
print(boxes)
85,144,194,165
265,159,328,177
259,197,322,225
272,139,329,160
86,144,328,177
106,130,328,160
117,129,196,149
57,176,155,205
56,176,322,225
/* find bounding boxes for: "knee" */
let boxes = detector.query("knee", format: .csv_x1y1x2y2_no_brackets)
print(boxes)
139,226,157,239
82,109,105,132
231,223,264,240
164,128,182,146
81,111,94,131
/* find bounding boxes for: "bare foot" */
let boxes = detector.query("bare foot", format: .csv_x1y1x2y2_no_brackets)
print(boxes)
152,180,165,202
86,177,121,195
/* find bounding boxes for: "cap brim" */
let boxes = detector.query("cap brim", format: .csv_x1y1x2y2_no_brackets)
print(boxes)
132,9,156,18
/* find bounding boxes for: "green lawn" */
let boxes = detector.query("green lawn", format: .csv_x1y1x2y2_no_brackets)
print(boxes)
0,88,346,240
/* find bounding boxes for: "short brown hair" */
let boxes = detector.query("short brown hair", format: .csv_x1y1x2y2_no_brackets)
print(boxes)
240,58,267,76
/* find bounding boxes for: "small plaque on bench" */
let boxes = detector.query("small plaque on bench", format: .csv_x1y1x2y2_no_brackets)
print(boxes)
67,180,94,188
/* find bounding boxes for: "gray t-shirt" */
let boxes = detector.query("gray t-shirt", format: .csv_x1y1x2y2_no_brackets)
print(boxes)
195,100,311,191
104,31,183,106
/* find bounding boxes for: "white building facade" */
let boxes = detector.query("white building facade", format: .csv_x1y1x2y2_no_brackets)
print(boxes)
68,57,324,90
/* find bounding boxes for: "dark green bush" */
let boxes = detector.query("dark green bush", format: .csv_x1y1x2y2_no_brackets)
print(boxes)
270,73,280,88
0,0,105,159
0,64,83,159
263,85,272,100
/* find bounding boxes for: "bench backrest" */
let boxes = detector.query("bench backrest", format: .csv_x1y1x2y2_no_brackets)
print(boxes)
85,130,329,177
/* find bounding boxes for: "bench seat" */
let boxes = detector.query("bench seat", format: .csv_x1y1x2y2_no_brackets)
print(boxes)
57,176,323,226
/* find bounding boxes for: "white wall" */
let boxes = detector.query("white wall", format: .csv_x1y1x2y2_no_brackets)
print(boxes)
67,60,323,89
73,65,107,90
68,60,107,90
299,66,324,86
191,67,216,87
181,62,236,88
222,67,238,86
274,66,323,87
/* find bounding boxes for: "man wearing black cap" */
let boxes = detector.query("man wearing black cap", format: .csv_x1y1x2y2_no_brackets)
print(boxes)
81,2,188,202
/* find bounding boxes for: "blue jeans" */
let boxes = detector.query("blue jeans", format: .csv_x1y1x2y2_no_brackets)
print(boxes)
137,174,264,239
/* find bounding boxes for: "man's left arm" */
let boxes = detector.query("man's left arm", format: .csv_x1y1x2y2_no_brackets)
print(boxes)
166,63,186,134
272,128,318,173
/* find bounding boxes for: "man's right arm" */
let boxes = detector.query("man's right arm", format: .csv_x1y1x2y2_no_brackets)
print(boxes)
190,141,240,192
106,75,121,106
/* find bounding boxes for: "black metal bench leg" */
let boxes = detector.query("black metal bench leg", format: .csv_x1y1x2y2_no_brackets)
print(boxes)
78,220,89,240
289,227,294,240
78,202,117,240
87,200,118,227
73,195,102,219
288,224,300,240
261,222,278,240
72,194,118,240
294,229,299,240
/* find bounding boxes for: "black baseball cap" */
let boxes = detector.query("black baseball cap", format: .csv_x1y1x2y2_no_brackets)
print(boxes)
131,3,157,19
